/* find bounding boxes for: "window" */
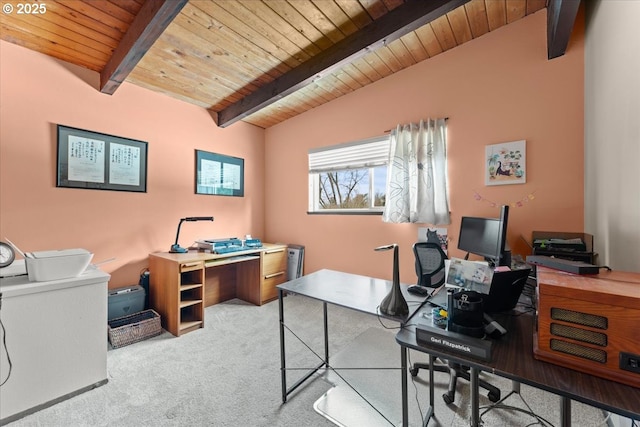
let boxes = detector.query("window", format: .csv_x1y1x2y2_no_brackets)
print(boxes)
308,136,389,214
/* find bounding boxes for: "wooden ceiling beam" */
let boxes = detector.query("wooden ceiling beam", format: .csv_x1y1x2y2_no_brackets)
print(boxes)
547,0,581,60
100,0,188,94
216,0,471,128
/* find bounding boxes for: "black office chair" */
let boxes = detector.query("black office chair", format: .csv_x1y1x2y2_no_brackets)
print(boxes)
410,242,501,404
411,241,447,291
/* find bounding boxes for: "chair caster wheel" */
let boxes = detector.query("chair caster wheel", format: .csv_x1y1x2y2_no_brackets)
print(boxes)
442,393,454,405
410,368,418,377
488,391,500,402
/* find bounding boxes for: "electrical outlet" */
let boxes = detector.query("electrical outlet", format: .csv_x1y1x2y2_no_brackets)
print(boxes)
619,352,640,374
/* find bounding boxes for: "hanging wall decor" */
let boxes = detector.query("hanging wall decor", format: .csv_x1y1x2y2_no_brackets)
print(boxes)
473,190,536,208
195,149,244,196
485,140,526,186
57,125,148,192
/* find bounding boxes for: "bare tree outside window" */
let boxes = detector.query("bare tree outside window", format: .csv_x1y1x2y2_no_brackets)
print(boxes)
308,136,388,214
317,167,386,210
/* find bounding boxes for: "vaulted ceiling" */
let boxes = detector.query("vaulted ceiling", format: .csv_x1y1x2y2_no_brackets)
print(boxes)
0,0,580,129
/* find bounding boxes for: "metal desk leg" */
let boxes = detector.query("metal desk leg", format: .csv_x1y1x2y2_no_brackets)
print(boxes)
323,302,329,366
470,367,480,427
279,288,287,403
401,349,433,427
429,354,435,410
401,346,408,426
280,292,329,403
423,354,435,427
560,396,571,427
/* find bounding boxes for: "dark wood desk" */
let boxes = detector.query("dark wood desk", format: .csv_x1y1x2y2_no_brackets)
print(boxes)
396,309,640,426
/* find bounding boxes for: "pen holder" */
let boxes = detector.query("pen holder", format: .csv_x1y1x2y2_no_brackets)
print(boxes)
447,288,455,328
448,289,485,338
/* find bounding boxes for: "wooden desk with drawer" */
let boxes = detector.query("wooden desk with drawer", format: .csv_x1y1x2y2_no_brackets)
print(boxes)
149,243,287,336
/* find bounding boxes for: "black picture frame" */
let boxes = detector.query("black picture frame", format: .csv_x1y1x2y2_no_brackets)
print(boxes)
195,149,244,197
57,125,148,193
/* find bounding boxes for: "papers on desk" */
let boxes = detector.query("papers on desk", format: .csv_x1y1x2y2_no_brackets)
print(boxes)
429,259,507,309
446,258,494,292
426,258,491,308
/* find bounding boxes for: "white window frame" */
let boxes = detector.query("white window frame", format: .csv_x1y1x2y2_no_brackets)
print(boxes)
308,136,389,214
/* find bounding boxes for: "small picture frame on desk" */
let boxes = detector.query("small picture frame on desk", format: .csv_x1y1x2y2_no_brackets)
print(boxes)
195,149,244,197
56,125,148,193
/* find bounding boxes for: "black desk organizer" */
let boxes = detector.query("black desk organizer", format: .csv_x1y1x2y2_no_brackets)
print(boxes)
415,289,493,362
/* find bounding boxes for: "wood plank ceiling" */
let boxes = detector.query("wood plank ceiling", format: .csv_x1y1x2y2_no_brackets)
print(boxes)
1,0,565,129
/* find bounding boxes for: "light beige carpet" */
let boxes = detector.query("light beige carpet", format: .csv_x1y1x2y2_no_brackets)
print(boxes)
5,295,610,427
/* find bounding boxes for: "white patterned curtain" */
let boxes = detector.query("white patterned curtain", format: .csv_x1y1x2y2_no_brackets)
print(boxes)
382,118,450,224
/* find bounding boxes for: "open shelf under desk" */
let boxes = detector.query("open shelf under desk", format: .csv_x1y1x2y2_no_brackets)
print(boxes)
179,299,203,309
179,320,203,334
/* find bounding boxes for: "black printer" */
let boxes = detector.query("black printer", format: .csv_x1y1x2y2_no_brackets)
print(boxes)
531,231,595,264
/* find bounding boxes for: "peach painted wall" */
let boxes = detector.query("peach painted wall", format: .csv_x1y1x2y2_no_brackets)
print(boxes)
0,41,265,288
264,10,585,285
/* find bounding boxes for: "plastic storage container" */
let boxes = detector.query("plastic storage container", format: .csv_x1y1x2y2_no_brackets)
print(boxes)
108,285,145,321
25,248,93,282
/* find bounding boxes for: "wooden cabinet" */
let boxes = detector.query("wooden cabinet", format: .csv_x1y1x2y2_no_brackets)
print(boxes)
261,245,287,303
149,243,288,336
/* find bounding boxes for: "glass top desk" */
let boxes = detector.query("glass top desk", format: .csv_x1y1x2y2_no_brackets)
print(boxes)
396,307,640,427
277,269,429,405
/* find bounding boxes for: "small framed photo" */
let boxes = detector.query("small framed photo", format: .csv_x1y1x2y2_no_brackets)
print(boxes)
485,140,526,186
195,150,244,197
57,125,148,192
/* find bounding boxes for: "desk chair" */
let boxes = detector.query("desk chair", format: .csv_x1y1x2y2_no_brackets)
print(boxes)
410,242,501,404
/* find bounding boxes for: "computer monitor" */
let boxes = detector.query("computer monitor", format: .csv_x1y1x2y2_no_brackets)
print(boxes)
458,205,510,267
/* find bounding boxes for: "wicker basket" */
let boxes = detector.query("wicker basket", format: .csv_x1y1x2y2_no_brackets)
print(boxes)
108,309,162,348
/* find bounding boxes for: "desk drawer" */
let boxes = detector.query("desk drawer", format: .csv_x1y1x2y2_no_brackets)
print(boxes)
262,271,286,302
180,261,204,273
263,247,286,276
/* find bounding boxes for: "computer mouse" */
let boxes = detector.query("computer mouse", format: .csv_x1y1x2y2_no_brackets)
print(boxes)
408,285,430,296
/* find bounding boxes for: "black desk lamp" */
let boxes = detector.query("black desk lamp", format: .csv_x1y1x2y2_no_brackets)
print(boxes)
375,243,408,317
170,216,214,253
